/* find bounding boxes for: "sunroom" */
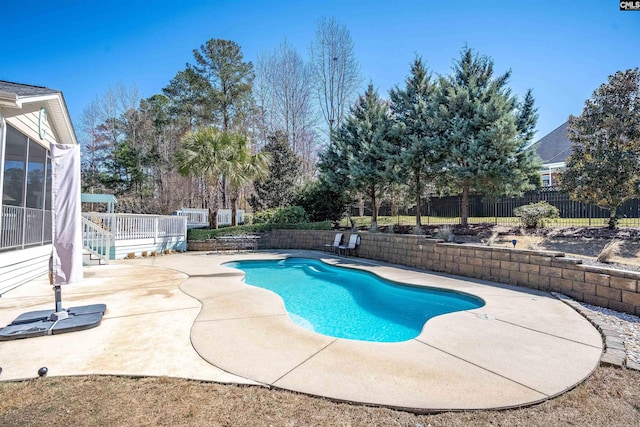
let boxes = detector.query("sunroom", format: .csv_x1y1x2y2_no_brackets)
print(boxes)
0,81,78,293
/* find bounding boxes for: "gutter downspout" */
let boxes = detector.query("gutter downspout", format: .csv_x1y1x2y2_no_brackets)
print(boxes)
0,112,6,234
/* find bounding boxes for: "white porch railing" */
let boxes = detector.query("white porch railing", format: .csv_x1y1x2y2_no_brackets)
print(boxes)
174,208,245,228
217,209,245,226
83,213,187,241
1,205,51,250
174,208,209,229
82,213,187,259
82,216,112,264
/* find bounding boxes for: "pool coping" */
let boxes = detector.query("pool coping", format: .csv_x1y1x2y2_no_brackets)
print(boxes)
183,250,603,412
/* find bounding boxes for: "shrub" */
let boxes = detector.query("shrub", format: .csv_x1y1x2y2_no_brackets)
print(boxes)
251,210,274,224
519,228,541,250
412,225,424,236
597,240,622,263
187,220,332,241
481,231,499,246
514,201,559,228
435,225,455,242
293,180,349,223
253,206,309,225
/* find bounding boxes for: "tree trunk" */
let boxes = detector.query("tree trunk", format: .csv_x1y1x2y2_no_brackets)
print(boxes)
608,207,618,229
370,190,378,232
221,177,228,209
415,174,422,228
231,196,238,227
209,176,221,229
209,208,218,229
461,185,469,227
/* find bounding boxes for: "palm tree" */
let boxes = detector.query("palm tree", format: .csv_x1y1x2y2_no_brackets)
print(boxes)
224,134,270,226
175,127,269,228
175,127,233,228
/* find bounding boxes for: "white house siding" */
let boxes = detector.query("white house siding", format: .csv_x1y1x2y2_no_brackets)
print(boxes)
6,110,55,149
0,91,67,292
0,245,50,294
0,116,54,291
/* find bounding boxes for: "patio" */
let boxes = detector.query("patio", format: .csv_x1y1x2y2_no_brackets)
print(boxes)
0,251,602,411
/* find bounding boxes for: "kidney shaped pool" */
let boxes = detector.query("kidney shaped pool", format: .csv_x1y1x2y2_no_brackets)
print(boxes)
224,257,484,342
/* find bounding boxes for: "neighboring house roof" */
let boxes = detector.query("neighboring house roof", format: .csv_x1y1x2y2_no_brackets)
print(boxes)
0,80,77,145
532,121,572,164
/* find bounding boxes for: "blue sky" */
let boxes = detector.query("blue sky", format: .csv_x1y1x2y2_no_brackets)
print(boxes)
1,0,638,141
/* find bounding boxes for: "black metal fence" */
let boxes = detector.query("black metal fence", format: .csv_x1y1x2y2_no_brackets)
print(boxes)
350,186,640,227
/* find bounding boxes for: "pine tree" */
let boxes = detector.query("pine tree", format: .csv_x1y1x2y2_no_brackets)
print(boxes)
250,130,301,210
190,39,254,132
561,68,640,229
435,48,540,226
389,57,440,230
329,84,394,231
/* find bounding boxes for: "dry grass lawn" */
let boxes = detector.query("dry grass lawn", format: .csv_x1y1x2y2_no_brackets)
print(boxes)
0,366,639,426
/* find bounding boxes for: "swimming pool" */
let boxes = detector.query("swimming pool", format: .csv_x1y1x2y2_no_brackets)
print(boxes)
224,257,484,342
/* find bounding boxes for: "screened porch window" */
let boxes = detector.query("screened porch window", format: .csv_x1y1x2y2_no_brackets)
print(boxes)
1,125,52,250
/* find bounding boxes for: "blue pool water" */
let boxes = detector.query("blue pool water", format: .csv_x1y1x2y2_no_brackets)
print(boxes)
224,258,484,342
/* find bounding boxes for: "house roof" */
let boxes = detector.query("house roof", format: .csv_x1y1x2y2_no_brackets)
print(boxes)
0,80,77,146
532,121,572,165
0,80,60,98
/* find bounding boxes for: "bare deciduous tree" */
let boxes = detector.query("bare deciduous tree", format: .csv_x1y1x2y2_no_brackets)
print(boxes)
252,51,275,149
78,98,109,194
78,83,141,194
309,16,361,142
255,40,318,179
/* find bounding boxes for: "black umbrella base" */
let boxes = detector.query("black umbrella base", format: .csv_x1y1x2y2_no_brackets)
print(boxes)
0,304,106,341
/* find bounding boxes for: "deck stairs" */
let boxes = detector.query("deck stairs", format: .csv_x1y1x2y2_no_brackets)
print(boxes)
81,216,111,265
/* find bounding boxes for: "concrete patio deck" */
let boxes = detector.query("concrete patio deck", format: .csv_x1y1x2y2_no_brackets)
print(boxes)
0,250,603,412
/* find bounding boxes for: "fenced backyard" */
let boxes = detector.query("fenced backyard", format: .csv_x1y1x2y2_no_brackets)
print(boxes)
348,186,640,228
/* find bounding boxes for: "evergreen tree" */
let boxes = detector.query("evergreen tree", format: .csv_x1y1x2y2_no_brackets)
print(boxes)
329,84,394,231
389,57,440,231
189,38,255,208
250,130,301,210
561,68,640,229
316,131,352,220
110,139,146,193
190,38,254,132
162,68,212,130
435,47,541,226
508,89,543,194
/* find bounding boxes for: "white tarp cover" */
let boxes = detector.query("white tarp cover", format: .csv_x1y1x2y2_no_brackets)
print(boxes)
51,143,83,285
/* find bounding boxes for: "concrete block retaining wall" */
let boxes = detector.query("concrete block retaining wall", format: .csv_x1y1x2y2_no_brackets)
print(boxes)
188,229,640,316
